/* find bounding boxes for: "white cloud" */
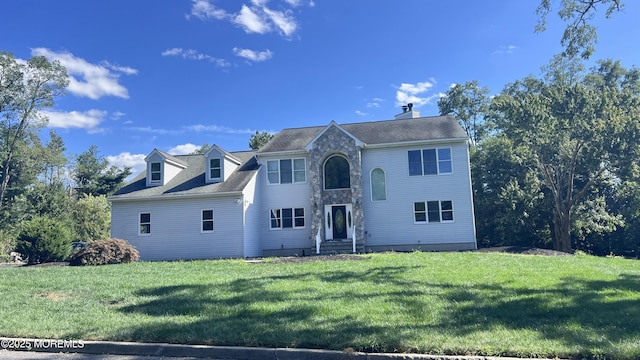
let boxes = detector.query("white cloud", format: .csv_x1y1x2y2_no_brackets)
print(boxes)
233,47,273,62
128,126,185,135
188,0,303,38
493,45,518,55
161,48,230,67
366,97,383,108
355,110,368,117
395,80,441,107
31,48,136,100
186,124,254,134
42,109,106,132
187,0,230,20
168,143,199,155
107,152,146,178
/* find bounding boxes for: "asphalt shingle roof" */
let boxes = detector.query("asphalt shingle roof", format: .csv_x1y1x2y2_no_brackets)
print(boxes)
110,150,257,201
258,115,467,153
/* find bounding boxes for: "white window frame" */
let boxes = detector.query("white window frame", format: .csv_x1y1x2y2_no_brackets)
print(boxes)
270,207,305,229
408,147,453,176
139,212,151,236
208,158,222,181
370,167,387,201
267,158,306,184
149,162,162,183
413,201,454,224
201,209,214,233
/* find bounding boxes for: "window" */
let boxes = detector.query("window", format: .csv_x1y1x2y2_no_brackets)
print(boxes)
150,162,161,182
270,208,305,229
414,201,454,223
267,159,306,184
202,209,214,232
209,158,221,180
324,155,350,189
139,213,151,235
408,148,452,176
370,168,387,201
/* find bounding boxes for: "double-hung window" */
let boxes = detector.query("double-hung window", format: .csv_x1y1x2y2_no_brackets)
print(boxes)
139,213,151,235
270,208,305,229
202,209,214,232
209,158,221,180
414,201,454,223
267,159,306,184
408,148,452,176
150,162,161,182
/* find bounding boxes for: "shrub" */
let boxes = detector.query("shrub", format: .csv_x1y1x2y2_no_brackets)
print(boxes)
68,238,139,266
15,216,72,265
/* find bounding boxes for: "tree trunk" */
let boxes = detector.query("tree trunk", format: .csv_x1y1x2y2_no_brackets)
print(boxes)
553,208,573,253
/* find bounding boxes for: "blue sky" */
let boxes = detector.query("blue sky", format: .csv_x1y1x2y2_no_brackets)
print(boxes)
2,0,638,177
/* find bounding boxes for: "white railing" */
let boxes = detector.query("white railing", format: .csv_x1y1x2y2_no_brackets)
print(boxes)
352,226,356,253
315,228,321,254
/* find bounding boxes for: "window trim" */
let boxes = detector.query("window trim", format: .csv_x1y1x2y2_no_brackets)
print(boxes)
370,167,387,202
270,207,305,230
408,147,453,176
266,158,307,185
413,201,454,224
201,209,214,233
139,212,151,236
149,162,162,183
323,154,351,190
208,158,222,181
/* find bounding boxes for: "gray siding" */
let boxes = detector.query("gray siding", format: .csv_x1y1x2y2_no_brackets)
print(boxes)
361,141,476,249
257,156,312,253
111,196,245,261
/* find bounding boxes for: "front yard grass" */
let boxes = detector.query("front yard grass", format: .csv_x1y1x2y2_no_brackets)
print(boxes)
0,251,639,359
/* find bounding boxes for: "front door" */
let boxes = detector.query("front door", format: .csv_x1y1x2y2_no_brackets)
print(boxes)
332,205,347,239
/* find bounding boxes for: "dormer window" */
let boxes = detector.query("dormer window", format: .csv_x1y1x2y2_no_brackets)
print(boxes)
209,158,221,180
150,162,162,182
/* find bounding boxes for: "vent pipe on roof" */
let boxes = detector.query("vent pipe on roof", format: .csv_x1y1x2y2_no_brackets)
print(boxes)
395,103,420,120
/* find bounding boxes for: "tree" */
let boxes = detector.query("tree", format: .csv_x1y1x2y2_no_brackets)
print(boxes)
437,80,491,146
190,143,211,155
536,0,624,59
491,59,640,252
15,216,71,264
0,53,68,212
71,194,111,242
73,145,131,197
249,131,275,150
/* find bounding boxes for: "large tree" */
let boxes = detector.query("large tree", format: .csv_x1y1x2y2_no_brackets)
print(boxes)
438,80,491,146
249,131,275,150
0,52,68,211
536,0,624,59
491,59,640,252
73,145,131,197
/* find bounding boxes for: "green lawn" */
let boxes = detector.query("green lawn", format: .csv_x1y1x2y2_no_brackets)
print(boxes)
0,251,639,359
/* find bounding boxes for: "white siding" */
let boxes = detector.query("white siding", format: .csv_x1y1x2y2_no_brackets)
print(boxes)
257,156,312,252
361,141,476,248
164,162,184,184
111,196,245,261
223,157,239,182
242,172,262,257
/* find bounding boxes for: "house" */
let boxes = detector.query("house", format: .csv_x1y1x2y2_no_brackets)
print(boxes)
109,108,477,260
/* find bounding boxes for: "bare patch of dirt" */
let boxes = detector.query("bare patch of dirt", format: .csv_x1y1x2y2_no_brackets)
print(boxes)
474,246,572,256
35,292,71,301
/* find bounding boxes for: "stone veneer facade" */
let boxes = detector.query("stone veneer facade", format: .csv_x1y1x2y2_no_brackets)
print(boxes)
308,123,365,247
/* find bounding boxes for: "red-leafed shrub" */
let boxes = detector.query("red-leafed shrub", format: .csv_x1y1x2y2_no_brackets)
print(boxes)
69,238,139,266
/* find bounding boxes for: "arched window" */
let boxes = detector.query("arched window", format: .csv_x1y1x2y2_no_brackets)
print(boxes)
324,155,350,189
370,167,386,201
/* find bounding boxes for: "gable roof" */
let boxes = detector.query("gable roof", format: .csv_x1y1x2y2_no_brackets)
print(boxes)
110,150,258,201
204,144,243,164
258,115,467,154
145,148,188,168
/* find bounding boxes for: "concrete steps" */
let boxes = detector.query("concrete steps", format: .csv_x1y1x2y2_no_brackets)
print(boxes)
317,239,365,255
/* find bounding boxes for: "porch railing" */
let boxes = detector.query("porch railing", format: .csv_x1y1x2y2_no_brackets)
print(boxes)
352,226,356,253
315,228,321,254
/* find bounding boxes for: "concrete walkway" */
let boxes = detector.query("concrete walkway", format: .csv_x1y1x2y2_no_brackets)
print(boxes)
0,337,560,360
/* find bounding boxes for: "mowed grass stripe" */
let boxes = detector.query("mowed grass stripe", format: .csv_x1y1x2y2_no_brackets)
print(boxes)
0,251,638,359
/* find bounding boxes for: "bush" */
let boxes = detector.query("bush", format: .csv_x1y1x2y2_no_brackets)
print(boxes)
15,216,72,265
68,238,139,266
